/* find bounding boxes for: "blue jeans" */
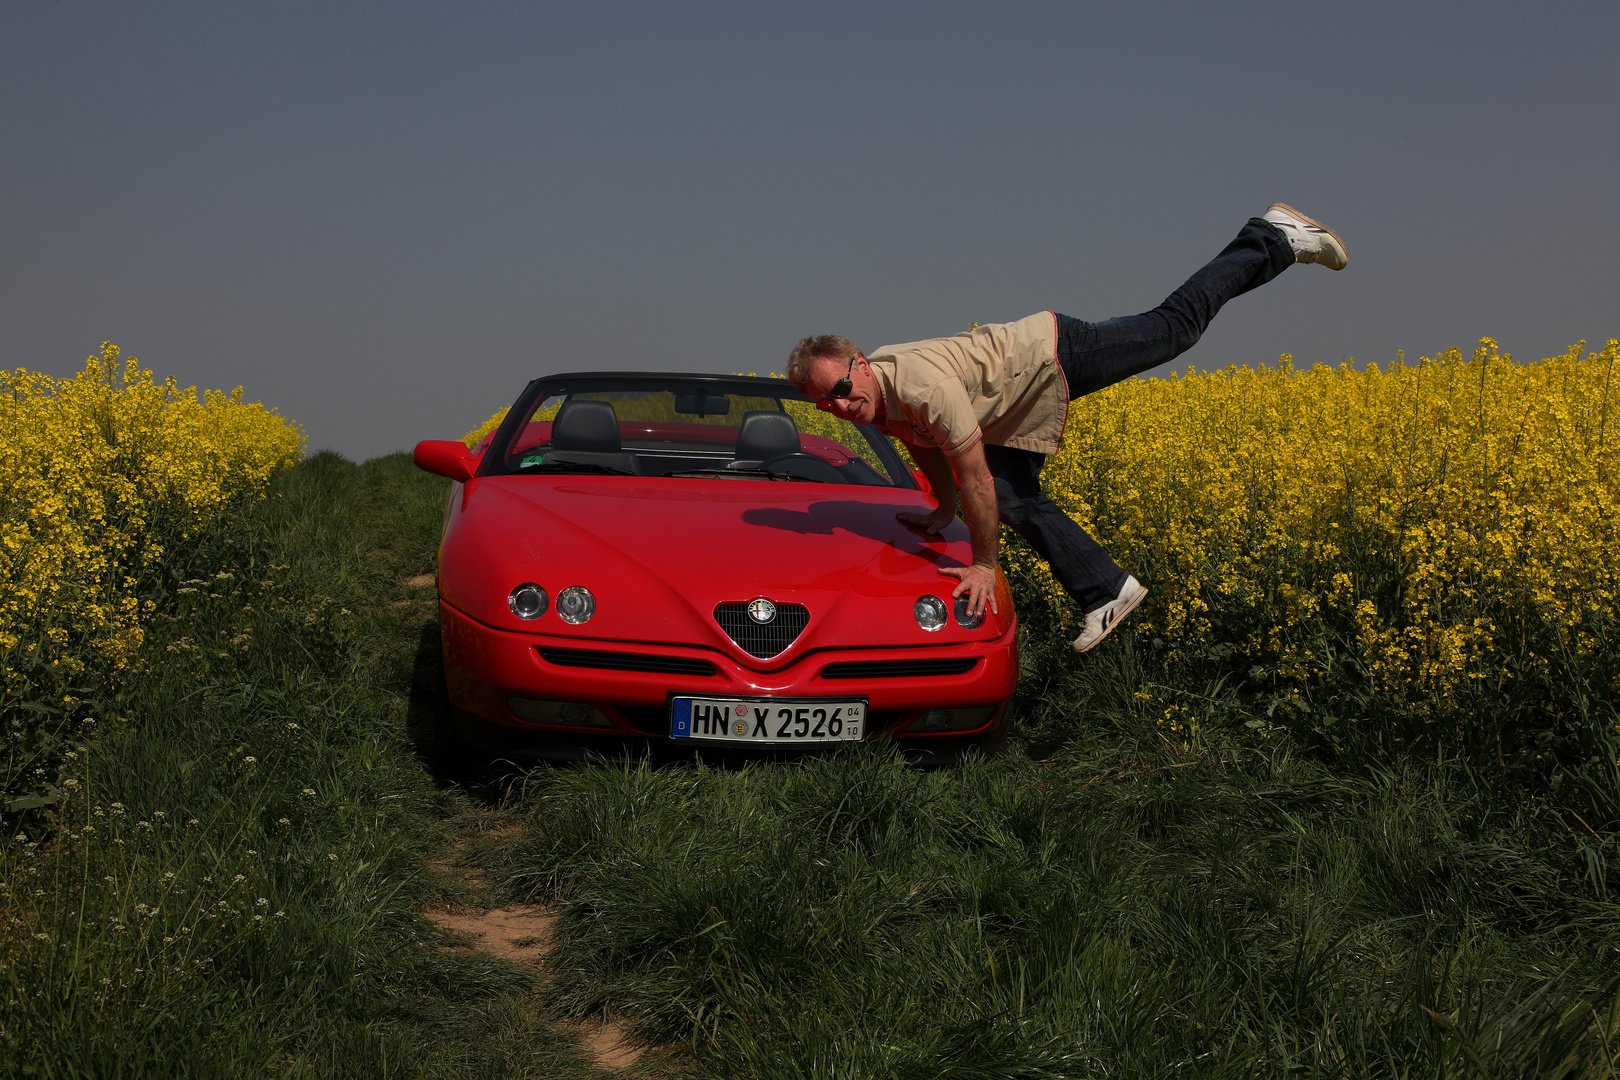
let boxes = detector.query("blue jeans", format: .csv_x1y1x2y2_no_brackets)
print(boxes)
987,218,1294,613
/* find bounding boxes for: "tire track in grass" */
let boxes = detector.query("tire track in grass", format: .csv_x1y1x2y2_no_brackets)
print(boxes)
424,822,648,1073
354,453,661,1076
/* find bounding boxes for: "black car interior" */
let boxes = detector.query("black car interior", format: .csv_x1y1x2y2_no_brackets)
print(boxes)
544,400,642,475
513,393,897,485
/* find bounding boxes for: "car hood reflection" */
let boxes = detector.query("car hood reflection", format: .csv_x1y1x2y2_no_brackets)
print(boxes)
437,477,988,660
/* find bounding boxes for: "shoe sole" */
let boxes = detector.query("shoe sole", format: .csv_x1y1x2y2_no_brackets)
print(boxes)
1267,202,1348,269
1073,584,1149,654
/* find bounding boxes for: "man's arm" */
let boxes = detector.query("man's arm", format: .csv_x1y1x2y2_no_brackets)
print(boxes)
895,441,1000,617
895,441,959,533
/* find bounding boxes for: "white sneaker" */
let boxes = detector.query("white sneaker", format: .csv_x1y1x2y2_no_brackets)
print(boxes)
1073,575,1148,653
1263,202,1348,270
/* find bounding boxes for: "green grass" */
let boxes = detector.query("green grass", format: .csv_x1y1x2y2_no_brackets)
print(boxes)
478,726,1619,1077
7,452,1619,1078
2,454,598,1078
471,616,1620,1077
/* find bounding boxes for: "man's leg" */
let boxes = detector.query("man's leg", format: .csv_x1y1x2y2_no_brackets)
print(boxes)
984,444,1126,613
1059,217,1296,397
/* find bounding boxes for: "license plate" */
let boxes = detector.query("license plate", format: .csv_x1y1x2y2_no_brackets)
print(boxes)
671,697,865,744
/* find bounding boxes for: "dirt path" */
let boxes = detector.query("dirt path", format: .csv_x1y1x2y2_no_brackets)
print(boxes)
429,905,556,966
391,551,659,1074
424,815,648,1074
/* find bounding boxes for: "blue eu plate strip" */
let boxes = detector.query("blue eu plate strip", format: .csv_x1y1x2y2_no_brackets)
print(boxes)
671,698,692,738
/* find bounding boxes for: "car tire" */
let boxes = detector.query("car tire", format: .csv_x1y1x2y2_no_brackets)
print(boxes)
429,689,482,784
410,618,482,783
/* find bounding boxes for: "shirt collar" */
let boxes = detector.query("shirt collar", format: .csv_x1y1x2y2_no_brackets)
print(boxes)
866,356,901,426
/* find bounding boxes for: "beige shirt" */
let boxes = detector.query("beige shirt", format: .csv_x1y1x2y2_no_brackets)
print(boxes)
868,311,1068,458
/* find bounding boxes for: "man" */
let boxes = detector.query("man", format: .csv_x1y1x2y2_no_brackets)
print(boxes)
785,203,1346,653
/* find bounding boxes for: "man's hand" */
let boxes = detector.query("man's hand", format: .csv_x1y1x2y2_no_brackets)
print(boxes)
896,505,956,534
899,441,1004,620
940,562,999,618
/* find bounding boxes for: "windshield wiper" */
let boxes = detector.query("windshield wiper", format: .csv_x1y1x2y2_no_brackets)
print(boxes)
663,468,827,483
518,461,638,476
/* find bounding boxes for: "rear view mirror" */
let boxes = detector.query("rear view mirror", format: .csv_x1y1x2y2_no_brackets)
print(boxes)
674,392,730,417
413,440,477,482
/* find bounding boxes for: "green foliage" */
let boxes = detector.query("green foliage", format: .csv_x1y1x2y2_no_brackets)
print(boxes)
1,454,592,1079
482,726,1619,1078
471,599,1620,1077
9,437,1619,1079
1,345,305,812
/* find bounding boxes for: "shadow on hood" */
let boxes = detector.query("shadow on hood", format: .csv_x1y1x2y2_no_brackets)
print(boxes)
741,500,958,566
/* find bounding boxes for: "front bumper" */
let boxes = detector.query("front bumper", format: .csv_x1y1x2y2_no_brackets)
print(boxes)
439,599,1018,743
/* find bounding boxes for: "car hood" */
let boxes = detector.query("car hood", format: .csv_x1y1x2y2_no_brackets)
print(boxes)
438,475,1010,665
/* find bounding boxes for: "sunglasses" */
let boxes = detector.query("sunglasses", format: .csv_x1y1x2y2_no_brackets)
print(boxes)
821,355,858,404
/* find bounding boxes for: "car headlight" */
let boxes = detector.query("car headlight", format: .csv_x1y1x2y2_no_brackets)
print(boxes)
508,583,548,620
914,594,947,632
953,594,984,630
556,586,595,625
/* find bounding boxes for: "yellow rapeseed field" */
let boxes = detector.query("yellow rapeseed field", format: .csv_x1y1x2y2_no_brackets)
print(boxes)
0,344,304,693
1035,337,1620,724
462,406,508,450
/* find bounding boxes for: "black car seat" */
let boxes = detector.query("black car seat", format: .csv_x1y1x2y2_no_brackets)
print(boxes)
729,410,844,483
545,400,639,474
729,411,800,468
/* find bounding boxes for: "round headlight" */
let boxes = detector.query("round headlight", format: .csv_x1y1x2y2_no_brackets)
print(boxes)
914,594,947,632
508,583,548,620
953,594,984,630
556,586,595,625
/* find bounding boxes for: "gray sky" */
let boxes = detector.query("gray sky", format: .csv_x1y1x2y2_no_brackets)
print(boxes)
4,2,1616,460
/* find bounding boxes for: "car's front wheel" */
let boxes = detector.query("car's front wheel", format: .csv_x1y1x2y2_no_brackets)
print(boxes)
409,618,483,782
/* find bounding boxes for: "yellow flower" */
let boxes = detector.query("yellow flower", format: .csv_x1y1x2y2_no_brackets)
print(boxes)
1033,337,1620,716
1,343,303,697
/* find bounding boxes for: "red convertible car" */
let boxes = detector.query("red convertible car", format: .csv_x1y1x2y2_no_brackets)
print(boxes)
413,373,1018,765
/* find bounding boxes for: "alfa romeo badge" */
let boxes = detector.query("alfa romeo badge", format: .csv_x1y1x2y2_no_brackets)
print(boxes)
747,598,777,624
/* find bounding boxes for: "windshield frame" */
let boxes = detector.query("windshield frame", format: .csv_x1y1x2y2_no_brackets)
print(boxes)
475,372,919,489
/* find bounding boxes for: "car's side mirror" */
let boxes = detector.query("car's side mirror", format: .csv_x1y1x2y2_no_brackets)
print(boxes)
414,440,477,482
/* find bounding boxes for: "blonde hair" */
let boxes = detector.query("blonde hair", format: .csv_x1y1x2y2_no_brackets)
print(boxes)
785,334,861,386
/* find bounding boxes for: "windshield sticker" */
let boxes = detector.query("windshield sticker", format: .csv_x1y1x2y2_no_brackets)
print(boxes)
519,453,546,468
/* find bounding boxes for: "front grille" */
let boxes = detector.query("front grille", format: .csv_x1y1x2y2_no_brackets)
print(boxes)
714,601,809,659
820,657,979,680
538,648,716,677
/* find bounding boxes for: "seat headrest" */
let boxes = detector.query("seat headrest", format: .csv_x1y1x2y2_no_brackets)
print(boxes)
552,400,622,452
734,411,800,462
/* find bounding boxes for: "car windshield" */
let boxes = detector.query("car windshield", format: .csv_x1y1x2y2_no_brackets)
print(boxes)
487,377,913,487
